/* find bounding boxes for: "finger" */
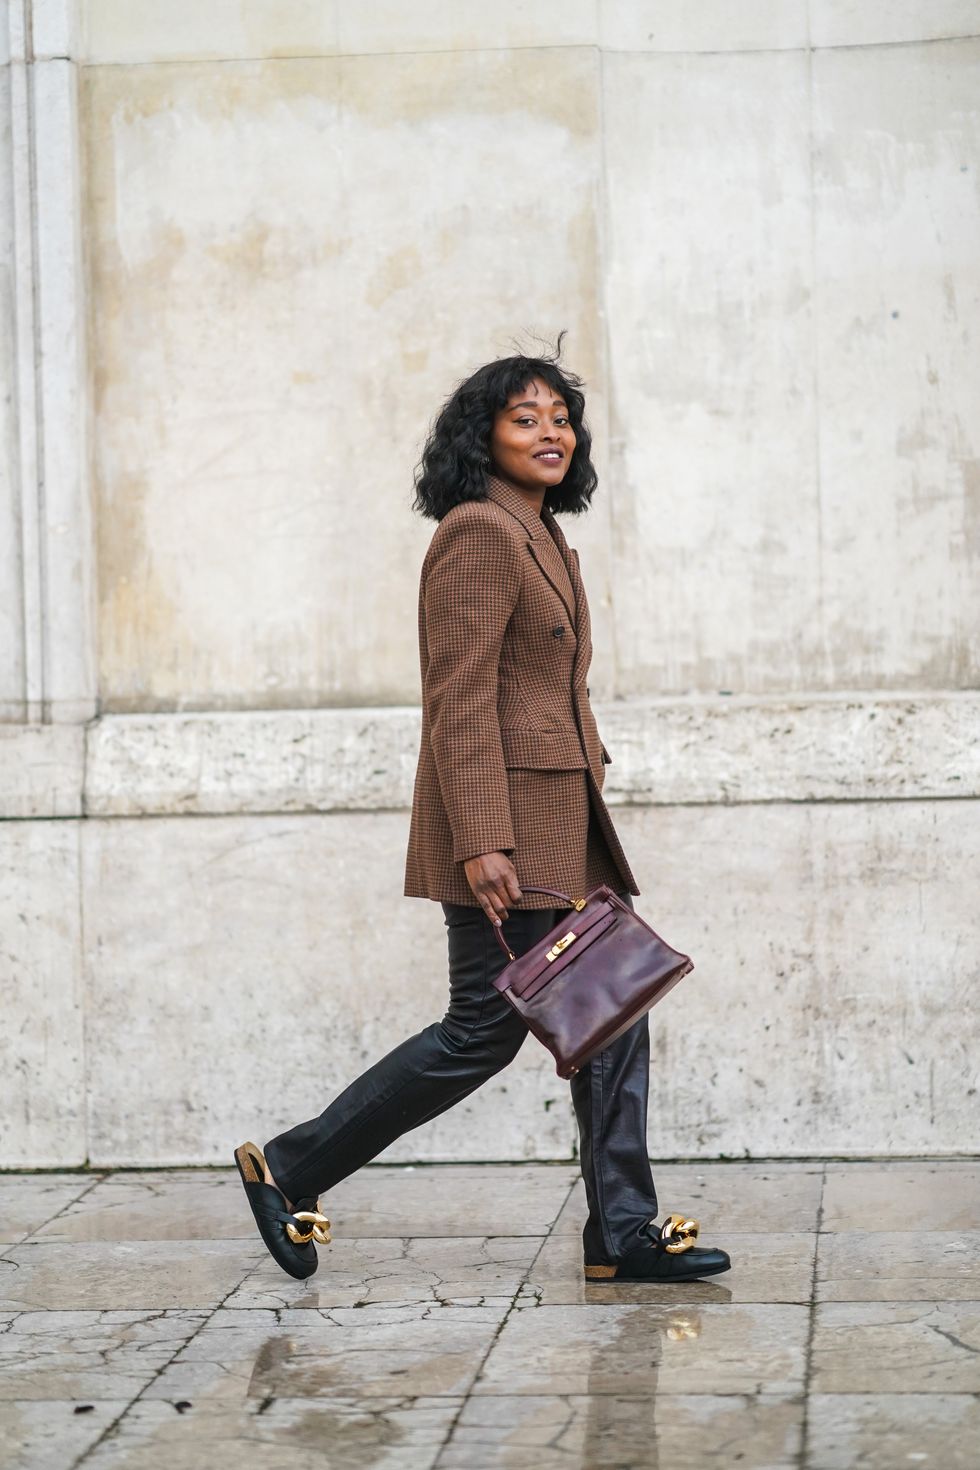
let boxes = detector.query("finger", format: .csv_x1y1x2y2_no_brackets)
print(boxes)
504,872,523,902
479,891,506,926
489,881,514,923
482,885,509,924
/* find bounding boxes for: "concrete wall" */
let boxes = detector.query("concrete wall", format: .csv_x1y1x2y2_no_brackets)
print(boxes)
2,1,978,1167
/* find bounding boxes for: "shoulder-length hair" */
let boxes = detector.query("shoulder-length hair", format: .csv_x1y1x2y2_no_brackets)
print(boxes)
412,336,598,521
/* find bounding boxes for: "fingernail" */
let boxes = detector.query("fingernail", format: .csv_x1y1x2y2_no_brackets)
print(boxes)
494,918,502,926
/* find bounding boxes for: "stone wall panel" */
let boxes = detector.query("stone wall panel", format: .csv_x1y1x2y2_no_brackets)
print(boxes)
82,48,603,713
0,819,86,1167
81,811,573,1167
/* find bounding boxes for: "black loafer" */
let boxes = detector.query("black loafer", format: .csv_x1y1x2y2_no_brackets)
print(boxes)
585,1212,731,1283
234,1141,330,1281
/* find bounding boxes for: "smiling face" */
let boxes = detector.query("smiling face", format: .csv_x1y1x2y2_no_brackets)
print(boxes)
488,378,577,497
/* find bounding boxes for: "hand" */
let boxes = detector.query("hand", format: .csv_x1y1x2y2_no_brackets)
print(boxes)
463,851,523,925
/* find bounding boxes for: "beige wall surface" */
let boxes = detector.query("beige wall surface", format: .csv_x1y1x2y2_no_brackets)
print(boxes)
82,48,604,710
1,0,978,1168
81,28,980,708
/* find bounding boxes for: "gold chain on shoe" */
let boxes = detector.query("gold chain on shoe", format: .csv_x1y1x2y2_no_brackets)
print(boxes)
285,1206,331,1245
661,1213,700,1253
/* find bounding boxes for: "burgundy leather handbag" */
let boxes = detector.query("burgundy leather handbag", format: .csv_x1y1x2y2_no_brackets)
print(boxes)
491,884,693,1079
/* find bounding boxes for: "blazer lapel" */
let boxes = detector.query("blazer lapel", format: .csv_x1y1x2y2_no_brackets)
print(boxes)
541,507,590,688
527,537,576,628
484,475,577,628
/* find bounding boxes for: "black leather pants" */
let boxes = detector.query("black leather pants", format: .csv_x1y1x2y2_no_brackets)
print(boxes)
264,892,659,1264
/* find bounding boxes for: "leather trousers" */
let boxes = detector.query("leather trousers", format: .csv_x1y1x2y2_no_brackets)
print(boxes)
264,891,659,1264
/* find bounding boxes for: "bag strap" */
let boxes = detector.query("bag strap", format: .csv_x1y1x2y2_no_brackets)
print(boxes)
490,884,581,961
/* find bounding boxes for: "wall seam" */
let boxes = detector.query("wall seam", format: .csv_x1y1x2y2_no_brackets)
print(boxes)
64,33,980,70
805,0,829,687
9,0,46,721
593,41,621,703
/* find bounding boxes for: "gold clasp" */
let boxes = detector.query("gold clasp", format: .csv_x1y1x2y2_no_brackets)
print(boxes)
546,930,576,962
286,1207,332,1246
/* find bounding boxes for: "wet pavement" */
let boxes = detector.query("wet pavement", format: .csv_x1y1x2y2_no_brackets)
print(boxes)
0,1160,977,1468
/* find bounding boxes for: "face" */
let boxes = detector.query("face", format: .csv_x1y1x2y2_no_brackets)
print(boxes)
488,378,576,494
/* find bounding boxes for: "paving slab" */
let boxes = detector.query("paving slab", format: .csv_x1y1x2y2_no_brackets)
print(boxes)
821,1162,980,1232
473,1303,809,1397
0,1240,263,1311
147,1305,506,1402
30,1171,249,1242
441,1392,803,1469
0,1175,99,1244
322,1163,577,1238
0,1398,130,1470
81,1395,462,1470
817,1229,980,1301
811,1302,980,1393
806,1393,980,1470
0,1309,206,1401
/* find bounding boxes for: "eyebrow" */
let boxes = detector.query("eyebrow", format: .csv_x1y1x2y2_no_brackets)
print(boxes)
510,398,567,411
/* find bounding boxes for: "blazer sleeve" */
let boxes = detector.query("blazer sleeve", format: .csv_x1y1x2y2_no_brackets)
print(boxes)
422,511,522,865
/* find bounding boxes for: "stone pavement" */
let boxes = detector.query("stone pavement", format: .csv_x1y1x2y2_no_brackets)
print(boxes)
0,1160,977,1469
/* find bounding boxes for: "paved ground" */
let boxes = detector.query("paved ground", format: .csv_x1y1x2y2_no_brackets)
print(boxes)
0,1160,977,1468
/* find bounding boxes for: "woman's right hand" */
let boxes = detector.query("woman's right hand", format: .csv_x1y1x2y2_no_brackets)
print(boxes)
463,851,523,925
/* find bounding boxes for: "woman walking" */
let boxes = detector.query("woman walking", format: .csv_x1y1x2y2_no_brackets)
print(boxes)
235,346,731,1285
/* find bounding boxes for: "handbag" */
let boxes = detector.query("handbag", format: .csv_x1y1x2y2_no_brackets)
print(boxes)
491,883,693,1079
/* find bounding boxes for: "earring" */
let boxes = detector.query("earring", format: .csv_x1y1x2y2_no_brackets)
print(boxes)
481,455,491,469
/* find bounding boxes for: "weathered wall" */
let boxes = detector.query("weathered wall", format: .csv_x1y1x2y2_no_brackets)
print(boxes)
1,1,978,1167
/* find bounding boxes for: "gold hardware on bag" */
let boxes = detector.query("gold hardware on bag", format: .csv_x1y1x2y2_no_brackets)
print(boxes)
285,1207,332,1245
574,898,586,911
546,930,576,962
661,1213,699,1254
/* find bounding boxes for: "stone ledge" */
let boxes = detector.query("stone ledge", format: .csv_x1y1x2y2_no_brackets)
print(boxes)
597,692,980,806
85,706,422,817
2,693,976,819
71,692,980,816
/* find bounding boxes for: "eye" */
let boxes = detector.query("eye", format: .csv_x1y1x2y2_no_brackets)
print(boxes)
555,416,569,426
515,416,536,426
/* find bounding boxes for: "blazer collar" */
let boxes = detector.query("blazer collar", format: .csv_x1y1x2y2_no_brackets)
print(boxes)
484,473,547,538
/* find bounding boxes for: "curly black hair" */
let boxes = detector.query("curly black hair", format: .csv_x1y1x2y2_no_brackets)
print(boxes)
412,334,598,521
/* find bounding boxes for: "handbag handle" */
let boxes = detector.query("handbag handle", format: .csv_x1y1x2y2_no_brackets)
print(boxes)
489,885,582,961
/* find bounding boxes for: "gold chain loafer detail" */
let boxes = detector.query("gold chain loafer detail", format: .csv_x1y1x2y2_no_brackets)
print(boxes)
661,1213,699,1254
584,1211,729,1283
285,1209,331,1246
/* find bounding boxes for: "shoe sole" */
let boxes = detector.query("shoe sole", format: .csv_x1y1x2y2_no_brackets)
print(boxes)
584,1259,732,1283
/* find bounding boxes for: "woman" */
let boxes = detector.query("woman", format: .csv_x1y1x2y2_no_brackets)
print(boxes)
236,345,731,1285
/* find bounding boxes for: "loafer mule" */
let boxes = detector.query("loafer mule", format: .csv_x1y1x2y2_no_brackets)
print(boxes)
585,1213,731,1283
234,1140,331,1280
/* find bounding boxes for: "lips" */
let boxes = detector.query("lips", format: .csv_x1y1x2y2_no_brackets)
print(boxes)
533,450,564,461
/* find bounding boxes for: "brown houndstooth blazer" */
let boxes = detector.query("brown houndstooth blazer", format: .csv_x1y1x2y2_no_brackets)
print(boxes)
403,473,640,910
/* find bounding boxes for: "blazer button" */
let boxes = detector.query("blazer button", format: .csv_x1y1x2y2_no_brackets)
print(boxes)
552,625,565,638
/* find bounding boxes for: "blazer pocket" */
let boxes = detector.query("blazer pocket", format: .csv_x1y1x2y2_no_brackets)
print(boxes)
600,740,612,765
500,727,588,770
